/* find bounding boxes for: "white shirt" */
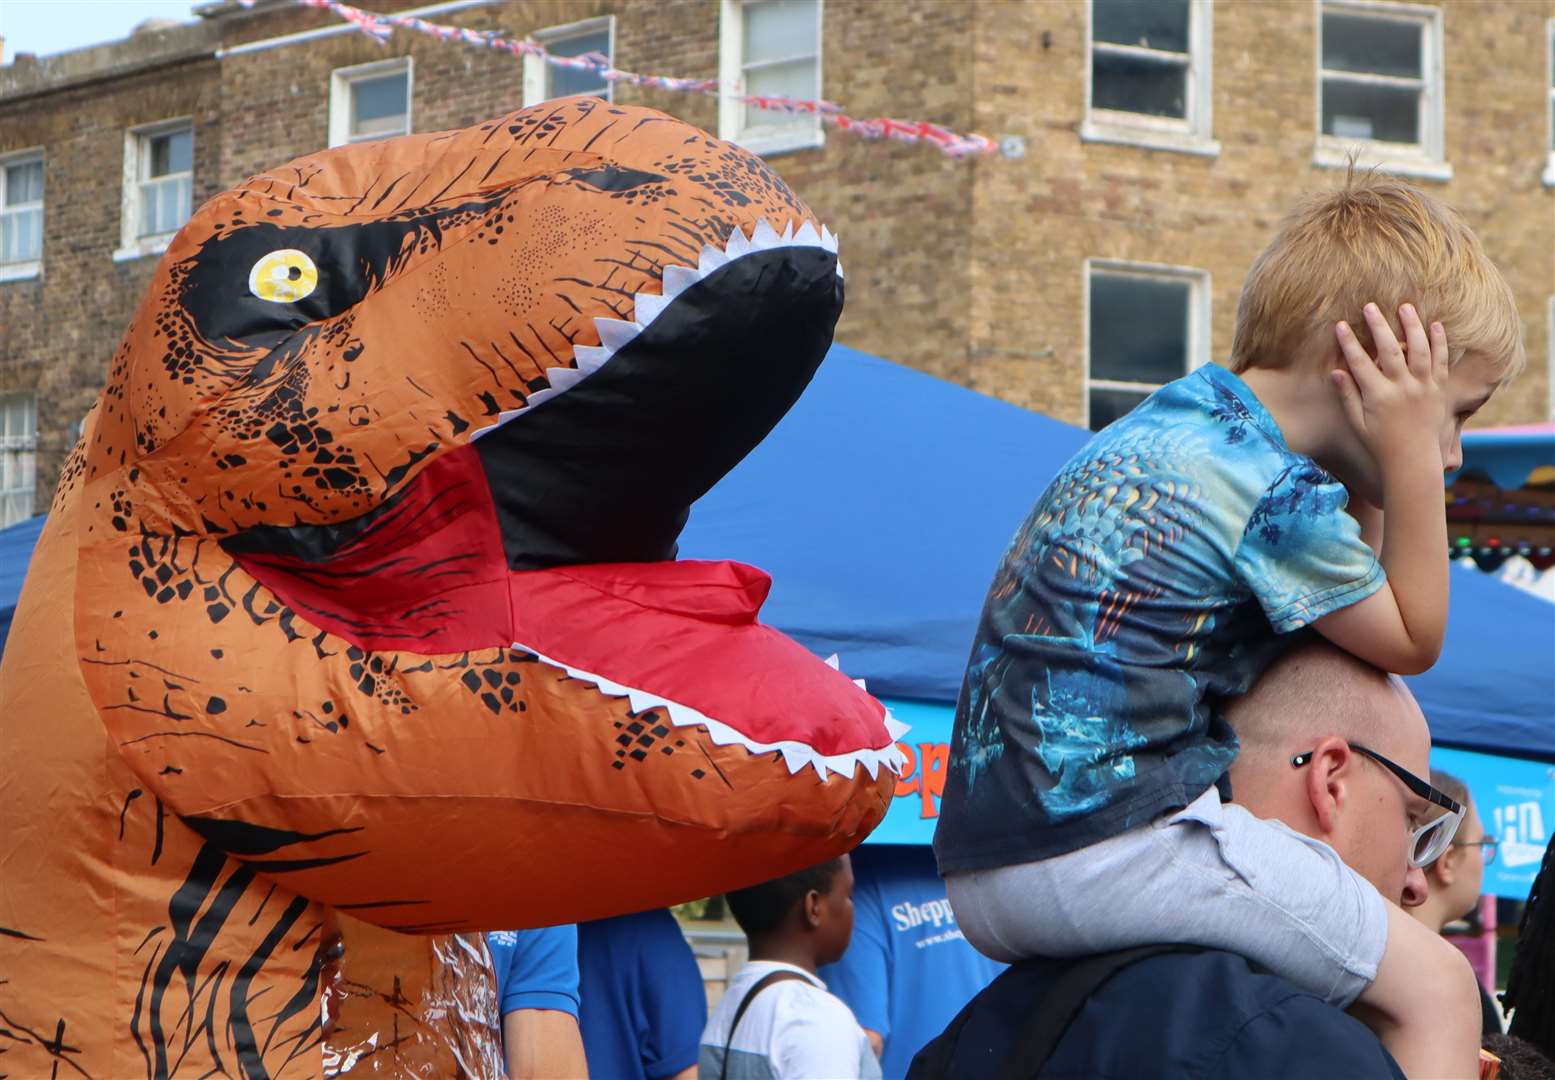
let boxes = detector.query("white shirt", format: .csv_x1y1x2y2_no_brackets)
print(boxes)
699,961,882,1080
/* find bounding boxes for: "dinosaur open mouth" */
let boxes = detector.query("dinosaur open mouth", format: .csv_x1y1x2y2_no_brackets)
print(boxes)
223,221,905,779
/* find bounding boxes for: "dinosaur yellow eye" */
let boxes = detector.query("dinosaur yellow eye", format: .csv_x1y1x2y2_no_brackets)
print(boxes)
248,249,318,304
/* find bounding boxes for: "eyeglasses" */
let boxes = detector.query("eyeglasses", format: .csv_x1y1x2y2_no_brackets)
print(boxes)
1291,742,1464,867
1453,837,1498,866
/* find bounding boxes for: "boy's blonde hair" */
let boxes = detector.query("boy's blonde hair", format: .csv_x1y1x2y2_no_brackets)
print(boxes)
1230,169,1524,379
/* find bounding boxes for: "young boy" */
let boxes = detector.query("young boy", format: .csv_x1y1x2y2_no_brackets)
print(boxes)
934,171,1524,1079
699,856,882,1080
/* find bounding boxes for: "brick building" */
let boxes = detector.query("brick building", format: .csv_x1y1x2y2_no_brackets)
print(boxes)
0,0,1551,525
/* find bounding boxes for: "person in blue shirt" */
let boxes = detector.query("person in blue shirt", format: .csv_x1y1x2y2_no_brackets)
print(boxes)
485,926,587,1078
577,909,706,1080
818,844,1004,1077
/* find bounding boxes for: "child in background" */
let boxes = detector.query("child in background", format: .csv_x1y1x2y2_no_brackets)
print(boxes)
935,170,1524,1079
699,856,880,1080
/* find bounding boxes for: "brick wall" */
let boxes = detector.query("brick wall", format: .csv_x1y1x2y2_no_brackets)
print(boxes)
1,0,1550,512
966,0,1554,428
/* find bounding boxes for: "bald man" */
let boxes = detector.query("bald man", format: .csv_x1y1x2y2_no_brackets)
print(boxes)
912,642,1482,1080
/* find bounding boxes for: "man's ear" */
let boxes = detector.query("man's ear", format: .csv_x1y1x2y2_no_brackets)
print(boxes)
1304,736,1355,837
801,889,823,931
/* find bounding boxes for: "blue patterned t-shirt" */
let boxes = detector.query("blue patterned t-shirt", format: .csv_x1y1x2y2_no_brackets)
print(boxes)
934,364,1384,873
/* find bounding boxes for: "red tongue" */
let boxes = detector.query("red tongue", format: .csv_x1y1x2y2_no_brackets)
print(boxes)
229,444,888,759
505,561,888,758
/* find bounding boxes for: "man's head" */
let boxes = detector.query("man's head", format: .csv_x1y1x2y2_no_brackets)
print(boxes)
1225,640,1449,908
726,855,855,968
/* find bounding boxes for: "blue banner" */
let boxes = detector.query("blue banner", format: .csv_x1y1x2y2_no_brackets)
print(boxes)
1432,747,1555,900
869,700,1555,900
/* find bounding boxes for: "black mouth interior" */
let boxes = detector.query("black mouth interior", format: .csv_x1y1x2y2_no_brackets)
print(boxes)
477,244,844,569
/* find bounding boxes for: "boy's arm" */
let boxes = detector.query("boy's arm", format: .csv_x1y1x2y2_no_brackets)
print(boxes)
1313,305,1448,676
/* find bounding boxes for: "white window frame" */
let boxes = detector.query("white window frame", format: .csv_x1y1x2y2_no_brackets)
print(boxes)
328,57,414,149
1313,0,1451,182
1081,0,1219,158
0,390,38,529
0,148,44,283
718,0,825,157
1544,18,1554,187
522,15,615,107
1082,259,1211,430
115,119,194,263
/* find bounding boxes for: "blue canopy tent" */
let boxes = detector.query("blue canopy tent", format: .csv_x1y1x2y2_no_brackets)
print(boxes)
0,513,45,656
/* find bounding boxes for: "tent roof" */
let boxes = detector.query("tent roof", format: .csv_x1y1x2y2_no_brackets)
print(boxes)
1452,424,1555,488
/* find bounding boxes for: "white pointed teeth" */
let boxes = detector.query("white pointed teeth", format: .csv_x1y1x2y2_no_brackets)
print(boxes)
546,367,586,392
698,243,731,275
824,654,842,670
511,642,907,782
725,226,754,258
751,219,782,248
884,712,911,741
593,317,641,353
662,264,701,299
573,344,612,373
793,221,822,248
632,290,670,326
819,225,837,252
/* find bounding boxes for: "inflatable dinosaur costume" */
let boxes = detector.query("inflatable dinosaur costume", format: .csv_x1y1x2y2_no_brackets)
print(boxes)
0,99,902,1077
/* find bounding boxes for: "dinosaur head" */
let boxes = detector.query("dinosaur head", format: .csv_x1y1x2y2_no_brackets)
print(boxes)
73,100,900,929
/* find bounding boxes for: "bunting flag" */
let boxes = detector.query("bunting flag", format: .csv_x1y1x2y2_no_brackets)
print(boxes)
236,0,1000,157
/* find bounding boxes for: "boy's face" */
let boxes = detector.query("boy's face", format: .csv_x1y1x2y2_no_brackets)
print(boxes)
1340,350,1505,505
814,855,856,967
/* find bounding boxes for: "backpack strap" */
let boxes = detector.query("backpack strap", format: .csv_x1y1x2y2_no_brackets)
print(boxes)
719,968,812,1080
993,945,1203,1080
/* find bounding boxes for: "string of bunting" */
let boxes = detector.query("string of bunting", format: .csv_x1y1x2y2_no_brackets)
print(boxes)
236,0,1002,158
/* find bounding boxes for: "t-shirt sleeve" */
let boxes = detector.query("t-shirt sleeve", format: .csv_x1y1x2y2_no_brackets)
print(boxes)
816,879,890,1038
493,925,581,1019
1211,994,1406,1079
771,987,873,1079
1233,462,1383,633
637,917,708,1080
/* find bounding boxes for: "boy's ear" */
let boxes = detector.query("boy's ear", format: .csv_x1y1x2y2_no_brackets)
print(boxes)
800,888,823,930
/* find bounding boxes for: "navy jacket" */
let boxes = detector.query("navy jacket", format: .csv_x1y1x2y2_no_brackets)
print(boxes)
909,949,1405,1079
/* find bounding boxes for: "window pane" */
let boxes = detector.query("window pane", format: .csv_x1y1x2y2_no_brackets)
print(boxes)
543,30,611,99
743,0,819,65
1089,387,1153,433
1089,273,1191,385
1093,0,1190,53
1322,12,1422,78
351,73,409,136
139,183,159,235
745,58,820,127
1322,78,1420,143
5,160,43,205
0,207,42,262
149,129,192,178
1092,51,1188,118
